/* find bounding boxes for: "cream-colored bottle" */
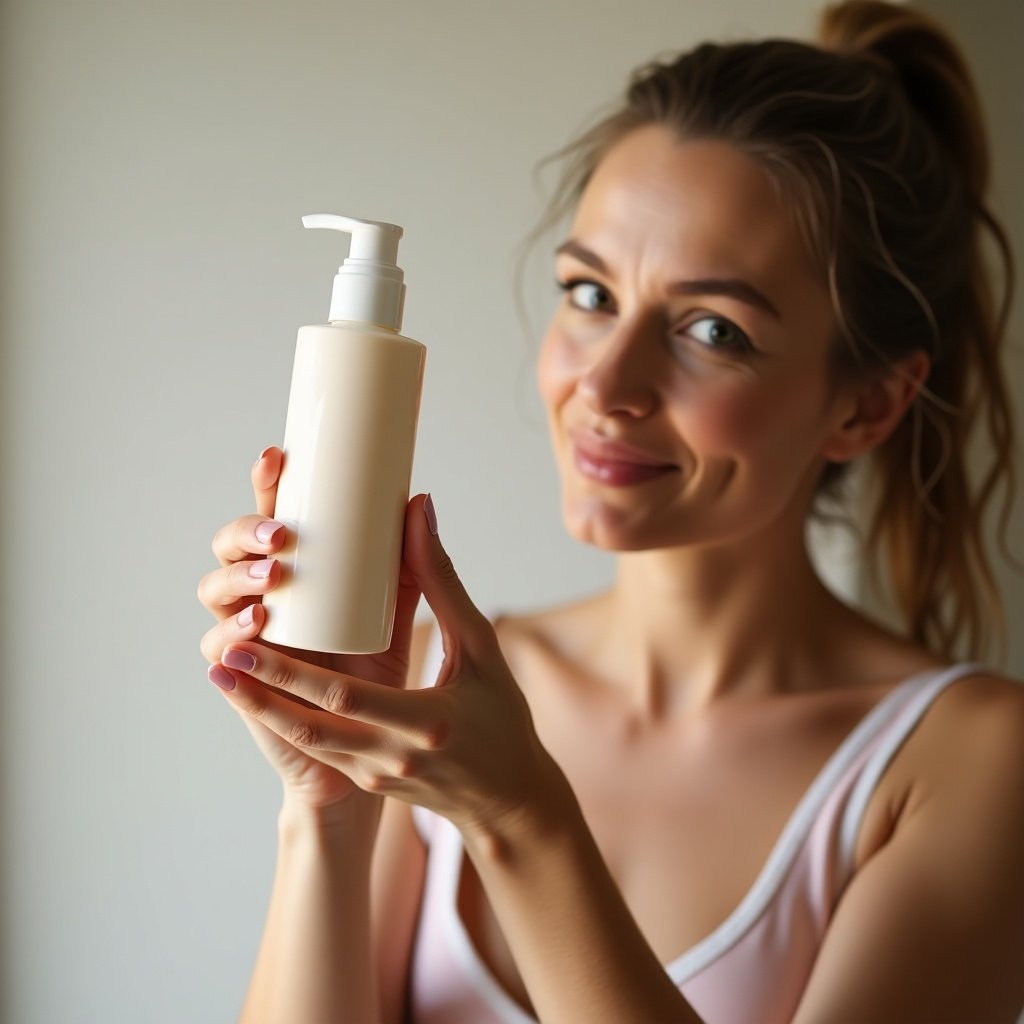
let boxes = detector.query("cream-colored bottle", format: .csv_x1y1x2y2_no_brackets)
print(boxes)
260,214,426,654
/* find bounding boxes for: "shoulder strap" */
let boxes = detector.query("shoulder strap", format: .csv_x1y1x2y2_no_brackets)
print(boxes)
836,661,990,876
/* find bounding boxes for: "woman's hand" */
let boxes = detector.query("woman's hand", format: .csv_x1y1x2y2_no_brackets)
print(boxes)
206,466,562,841
197,446,428,815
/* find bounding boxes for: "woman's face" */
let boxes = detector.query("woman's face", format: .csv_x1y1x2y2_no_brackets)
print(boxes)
537,125,847,553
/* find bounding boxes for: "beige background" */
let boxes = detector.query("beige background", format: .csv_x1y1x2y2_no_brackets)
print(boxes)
1,1,1019,1021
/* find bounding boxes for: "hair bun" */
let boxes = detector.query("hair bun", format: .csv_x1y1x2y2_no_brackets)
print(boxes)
818,0,989,196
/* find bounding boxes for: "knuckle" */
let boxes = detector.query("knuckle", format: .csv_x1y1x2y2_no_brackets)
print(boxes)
199,630,219,664
435,552,460,585
361,770,391,794
323,682,359,718
238,692,267,721
395,751,422,780
287,719,321,748
210,522,236,563
196,572,212,608
421,717,450,751
268,663,297,692
212,516,257,565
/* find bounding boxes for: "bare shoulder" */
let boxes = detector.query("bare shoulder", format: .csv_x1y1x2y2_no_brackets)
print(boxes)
491,592,606,652
865,664,1024,878
874,666,1024,827
412,598,598,693
794,668,1024,1022
907,668,1024,778
489,594,606,689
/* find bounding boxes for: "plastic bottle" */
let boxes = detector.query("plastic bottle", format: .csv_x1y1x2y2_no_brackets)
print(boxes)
260,214,426,654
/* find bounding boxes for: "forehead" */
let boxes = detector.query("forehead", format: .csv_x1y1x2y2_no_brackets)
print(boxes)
571,126,817,284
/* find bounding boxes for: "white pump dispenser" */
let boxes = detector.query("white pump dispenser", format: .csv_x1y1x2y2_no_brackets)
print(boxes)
260,213,427,654
302,213,407,329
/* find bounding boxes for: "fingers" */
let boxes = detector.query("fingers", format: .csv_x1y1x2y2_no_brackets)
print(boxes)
404,492,495,662
209,659,385,758
210,513,286,569
210,668,410,795
218,642,448,747
200,599,266,663
200,542,281,611
378,500,429,670
252,446,283,519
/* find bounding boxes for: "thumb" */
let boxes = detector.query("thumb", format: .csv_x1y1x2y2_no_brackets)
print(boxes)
404,493,491,656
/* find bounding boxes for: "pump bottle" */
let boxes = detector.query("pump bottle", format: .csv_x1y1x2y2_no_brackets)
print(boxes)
260,214,426,654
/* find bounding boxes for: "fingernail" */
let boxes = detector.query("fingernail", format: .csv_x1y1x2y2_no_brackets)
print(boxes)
208,664,236,691
223,649,257,672
248,559,274,579
255,521,284,544
254,446,274,466
237,604,255,627
424,493,438,536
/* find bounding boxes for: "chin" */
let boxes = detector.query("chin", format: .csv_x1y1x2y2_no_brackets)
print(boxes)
561,491,687,552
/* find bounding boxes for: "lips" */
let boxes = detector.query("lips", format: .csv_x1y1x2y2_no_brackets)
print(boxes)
569,427,680,488
569,428,678,468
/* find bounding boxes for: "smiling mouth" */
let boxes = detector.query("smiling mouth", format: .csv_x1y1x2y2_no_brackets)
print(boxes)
570,427,679,468
572,445,680,486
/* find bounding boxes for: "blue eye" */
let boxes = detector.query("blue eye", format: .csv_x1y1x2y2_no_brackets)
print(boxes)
557,278,614,313
686,316,752,352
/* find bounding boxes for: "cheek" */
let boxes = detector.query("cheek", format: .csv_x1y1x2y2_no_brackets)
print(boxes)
679,381,766,453
536,326,578,409
677,372,829,464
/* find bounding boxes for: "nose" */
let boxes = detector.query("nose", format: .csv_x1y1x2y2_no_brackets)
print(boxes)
576,313,662,418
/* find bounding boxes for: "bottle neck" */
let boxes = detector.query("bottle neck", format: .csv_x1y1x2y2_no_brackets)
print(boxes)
328,271,405,330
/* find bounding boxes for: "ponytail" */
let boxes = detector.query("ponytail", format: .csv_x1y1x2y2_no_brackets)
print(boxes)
818,1,1017,659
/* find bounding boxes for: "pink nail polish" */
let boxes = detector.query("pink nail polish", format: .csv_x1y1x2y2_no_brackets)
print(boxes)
255,521,284,545
223,649,257,672
424,493,438,536
248,559,274,579
237,604,255,627
208,664,236,691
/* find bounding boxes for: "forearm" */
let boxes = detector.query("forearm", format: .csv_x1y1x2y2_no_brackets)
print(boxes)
462,764,704,1024
240,795,383,1024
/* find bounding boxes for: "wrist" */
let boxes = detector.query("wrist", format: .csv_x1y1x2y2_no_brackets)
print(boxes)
278,791,383,846
461,748,582,865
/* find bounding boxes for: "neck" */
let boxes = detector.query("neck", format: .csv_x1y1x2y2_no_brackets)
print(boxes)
593,515,852,720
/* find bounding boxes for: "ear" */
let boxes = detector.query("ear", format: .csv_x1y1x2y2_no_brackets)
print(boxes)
820,349,931,463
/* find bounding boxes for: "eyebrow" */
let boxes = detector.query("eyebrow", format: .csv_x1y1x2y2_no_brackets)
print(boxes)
555,239,781,320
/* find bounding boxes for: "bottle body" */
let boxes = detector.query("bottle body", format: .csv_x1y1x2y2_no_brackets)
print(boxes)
260,321,426,654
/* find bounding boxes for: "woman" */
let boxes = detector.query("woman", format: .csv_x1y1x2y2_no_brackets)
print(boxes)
198,2,1024,1021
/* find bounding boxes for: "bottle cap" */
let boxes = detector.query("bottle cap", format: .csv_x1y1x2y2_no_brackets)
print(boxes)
302,213,406,330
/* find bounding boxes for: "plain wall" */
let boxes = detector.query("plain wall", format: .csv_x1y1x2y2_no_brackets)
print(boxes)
0,1,1018,1022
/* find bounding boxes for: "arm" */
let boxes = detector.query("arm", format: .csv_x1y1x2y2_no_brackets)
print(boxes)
462,675,1024,1024
214,493,710,1023
791,674,1024,1024
226,639,707,1024
461,759,704,1024
239,618,436,1024
371,624,432,1024
240,795,383,1024
371,800,428,1024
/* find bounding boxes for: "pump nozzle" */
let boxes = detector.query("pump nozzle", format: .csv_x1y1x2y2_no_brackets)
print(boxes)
303,213,406,330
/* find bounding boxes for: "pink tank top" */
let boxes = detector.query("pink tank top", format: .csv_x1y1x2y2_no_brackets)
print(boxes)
407,609,986,1024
